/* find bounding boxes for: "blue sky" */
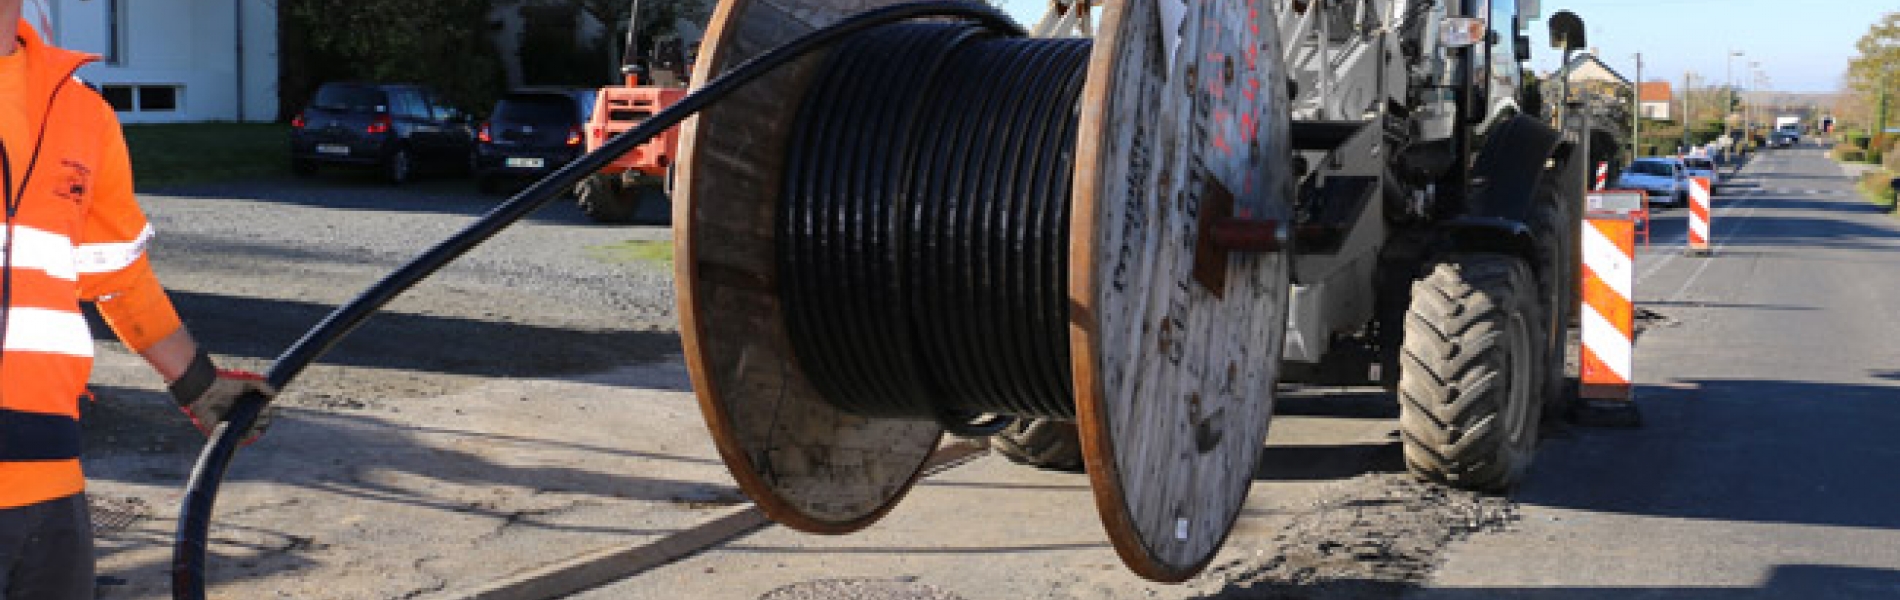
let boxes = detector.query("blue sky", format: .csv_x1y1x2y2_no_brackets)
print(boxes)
994,0,1895,93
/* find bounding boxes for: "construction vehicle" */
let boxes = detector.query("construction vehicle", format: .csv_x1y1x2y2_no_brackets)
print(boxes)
994,0,1609,492
573,4,692,223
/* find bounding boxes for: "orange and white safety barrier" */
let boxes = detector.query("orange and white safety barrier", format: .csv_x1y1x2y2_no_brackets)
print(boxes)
1593,161,1608,191
1580,217,1635,401
1687,176,1712,254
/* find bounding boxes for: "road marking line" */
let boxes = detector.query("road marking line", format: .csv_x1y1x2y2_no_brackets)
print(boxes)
1637,191,1759,283
1668,200,1763,302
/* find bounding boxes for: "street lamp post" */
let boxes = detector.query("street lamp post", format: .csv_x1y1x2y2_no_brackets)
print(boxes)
1727,51,1743,159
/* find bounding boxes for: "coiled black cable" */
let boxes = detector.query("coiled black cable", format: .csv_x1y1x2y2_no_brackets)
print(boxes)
172,4,1026,598
778,23,1091,425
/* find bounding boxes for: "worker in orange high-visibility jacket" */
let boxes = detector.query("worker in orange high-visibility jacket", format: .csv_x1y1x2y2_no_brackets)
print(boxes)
0,7,278,598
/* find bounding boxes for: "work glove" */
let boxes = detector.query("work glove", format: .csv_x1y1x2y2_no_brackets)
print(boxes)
168,350,277,445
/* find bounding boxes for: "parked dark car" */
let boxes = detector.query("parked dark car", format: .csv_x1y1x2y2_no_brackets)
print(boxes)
472,89,596,192
290,82,476,184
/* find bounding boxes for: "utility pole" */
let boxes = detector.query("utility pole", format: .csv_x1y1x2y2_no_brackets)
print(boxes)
1726,50,1743,141
1681,71,1695,155
1632,52,1643,158
1880,65,1892,140
1747,61,1761,147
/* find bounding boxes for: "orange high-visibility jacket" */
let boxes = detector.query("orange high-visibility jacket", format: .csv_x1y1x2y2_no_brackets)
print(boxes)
1,20,186,509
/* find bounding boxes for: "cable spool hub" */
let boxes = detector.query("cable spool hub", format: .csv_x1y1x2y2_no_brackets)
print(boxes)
677,0,1294,580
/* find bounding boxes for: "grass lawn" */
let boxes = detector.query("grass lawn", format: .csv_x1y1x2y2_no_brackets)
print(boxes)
1852,166,1896,211
586,239,673,266
123,122,289,190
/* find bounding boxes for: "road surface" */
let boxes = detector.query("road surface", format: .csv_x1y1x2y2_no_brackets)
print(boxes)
1419,146,1900,598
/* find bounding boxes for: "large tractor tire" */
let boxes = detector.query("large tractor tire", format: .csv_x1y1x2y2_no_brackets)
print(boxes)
989,418,1084,472
1532,177,1580,414
576,173,637,223
1397,254,1545,492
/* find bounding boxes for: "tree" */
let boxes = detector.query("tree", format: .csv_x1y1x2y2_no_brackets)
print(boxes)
567,0,711,80
1846,12,1900,137
278,0,507,116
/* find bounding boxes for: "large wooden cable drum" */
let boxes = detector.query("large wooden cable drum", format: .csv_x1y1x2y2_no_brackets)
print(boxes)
675,0,1294,579
1068,0,1294,581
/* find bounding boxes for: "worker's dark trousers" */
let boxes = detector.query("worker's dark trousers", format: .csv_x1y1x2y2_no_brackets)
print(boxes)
0,493,94,600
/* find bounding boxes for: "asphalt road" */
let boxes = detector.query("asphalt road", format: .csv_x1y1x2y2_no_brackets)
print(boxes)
1420,144,1900,598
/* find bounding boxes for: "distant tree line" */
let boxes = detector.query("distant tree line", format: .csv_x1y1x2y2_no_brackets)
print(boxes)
277,0,707,120
1842,12,1899,144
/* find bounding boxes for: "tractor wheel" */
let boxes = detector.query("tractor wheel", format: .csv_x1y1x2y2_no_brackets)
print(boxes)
989,418,1084,472
1532,178,1580,415
1398,254,1545,492
576,173,636,223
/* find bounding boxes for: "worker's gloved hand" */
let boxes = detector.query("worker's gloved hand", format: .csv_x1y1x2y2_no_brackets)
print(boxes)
168,351,277,445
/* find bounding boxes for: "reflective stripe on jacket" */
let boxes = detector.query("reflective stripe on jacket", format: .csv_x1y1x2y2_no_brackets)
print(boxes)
1,20,180,509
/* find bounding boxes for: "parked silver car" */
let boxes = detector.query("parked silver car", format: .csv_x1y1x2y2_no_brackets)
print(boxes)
1682,156,1720,190
1614,157,1688,207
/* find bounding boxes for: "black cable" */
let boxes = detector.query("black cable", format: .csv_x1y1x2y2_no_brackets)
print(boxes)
777,22,1090,425
171,3,1023,598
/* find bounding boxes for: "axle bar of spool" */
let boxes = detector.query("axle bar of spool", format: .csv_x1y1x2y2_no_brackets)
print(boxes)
1207,219,1287,252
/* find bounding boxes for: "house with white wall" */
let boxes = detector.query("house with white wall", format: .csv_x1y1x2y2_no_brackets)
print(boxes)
1638,81,1673,121
25,0,277,123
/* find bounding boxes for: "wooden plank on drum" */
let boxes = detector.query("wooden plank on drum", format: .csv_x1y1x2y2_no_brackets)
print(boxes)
1068,0,1296,582
674,0,944,534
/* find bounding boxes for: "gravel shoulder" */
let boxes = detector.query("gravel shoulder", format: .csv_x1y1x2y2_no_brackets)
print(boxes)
84,175,713,600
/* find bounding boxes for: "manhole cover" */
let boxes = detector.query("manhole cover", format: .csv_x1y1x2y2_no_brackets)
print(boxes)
759,578,967,600
89,495,151,534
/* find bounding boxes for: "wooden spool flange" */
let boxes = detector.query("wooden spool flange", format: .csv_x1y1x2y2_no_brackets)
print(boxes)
674,0,1296,578
1069,0,1294,582
674,0,945,534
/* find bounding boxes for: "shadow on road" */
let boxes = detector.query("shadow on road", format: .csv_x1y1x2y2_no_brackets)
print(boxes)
1198,564,1900,600
1720,214,1900,252
1640,300,1816,312
153,175,673,227
86,289,682,383
1523,379,1900,532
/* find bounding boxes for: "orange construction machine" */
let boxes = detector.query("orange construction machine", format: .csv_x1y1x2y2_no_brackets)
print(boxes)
574,5,691,223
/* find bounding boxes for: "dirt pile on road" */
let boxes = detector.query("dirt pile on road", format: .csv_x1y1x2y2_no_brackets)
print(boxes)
1193,474,1520,599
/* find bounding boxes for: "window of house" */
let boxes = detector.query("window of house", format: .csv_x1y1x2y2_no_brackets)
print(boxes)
138,86,178,112
100,85,134,111
102,84,184,113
